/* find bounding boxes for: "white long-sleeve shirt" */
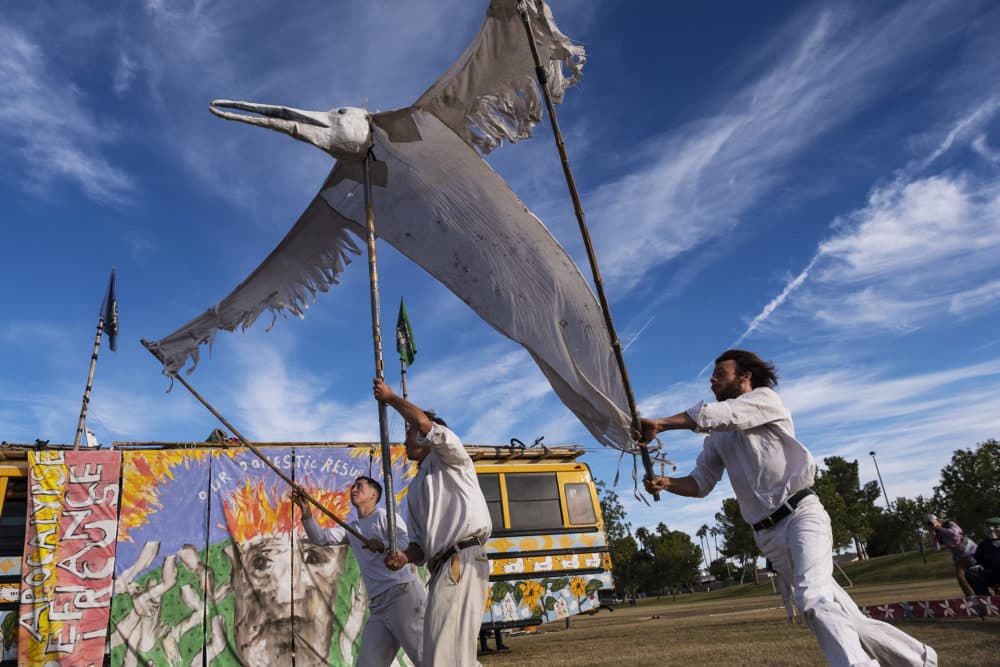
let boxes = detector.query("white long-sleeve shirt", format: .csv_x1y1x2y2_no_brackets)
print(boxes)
406,423,492,562
685,387,817,526
302,506,417,598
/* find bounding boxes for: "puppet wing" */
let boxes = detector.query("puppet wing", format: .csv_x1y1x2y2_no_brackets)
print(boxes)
360,110,632,450
144,192,362,376
415,0,584,155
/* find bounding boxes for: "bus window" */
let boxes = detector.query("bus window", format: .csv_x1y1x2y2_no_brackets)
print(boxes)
564,482,596,525
506,473,562,530
0,477,26,557
478,473,504,530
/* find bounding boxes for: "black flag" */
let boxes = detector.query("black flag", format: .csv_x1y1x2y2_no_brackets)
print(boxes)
101,269,119,351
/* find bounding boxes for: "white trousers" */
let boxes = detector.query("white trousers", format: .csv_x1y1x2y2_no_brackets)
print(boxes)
357,581,426,667
754,497,936,667
423,545,489,667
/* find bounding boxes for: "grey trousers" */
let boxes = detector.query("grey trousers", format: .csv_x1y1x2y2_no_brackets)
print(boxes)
756,497,936,667
357,581,426,667
422,545,489,667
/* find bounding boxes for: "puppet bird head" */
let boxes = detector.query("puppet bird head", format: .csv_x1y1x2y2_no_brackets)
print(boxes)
209,100,371,161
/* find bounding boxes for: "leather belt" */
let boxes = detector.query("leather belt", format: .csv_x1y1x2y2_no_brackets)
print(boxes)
752,489,815,531
428,537,482,575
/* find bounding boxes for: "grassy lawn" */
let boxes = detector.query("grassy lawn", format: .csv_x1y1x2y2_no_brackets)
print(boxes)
479,552,998,666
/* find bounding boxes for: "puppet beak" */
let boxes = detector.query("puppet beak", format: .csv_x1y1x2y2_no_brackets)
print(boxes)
209,99,372,160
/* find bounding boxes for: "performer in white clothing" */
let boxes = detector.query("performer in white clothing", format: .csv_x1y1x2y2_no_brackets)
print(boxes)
640,349,935,667
376,378,492,667
293,476,425,667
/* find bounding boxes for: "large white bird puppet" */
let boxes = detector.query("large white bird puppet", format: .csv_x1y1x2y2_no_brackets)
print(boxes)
146,0,637,452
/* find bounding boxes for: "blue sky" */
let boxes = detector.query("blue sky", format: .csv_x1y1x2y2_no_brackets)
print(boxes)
2,0,999,541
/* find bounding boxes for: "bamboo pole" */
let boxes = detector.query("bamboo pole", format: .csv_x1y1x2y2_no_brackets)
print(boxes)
142,343,373,547
73,316,105,449
362,148,400,554
515,1,659,499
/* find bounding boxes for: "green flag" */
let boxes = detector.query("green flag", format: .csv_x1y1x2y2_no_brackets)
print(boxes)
395,298,417,366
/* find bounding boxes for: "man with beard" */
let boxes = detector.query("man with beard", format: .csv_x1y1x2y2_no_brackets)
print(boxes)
639,349,935,666
375,378,492,667
292,476,425,666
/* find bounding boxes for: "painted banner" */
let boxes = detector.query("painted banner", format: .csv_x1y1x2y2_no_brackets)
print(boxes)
108,446,416,667
110,449,213,666
861,595,1000,620
18,449,121,666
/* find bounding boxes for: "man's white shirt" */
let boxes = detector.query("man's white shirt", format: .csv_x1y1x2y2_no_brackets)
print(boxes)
302,506,417,598
406,423,492,562
685,387,817,526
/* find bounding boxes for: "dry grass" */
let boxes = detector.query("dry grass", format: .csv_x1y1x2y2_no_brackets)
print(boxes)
479,578,999,666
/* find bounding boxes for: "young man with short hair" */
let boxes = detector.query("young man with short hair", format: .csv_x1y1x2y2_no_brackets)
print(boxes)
293,475,424,666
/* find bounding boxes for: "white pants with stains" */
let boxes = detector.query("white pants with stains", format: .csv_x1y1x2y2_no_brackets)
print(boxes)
423,545,489,667
754,496,936,667
358,580,427,667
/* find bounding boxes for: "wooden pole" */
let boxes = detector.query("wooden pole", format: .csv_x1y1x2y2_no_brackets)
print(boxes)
73,317,105,449
363,148,400,554
142,343,373,547
515,1,658,499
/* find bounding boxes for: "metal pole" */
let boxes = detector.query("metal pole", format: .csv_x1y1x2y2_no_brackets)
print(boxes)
142,343,372,546
363,149,399,554
400,358,409,400
515,1,658,499
73,317,105,449
869,451,893,512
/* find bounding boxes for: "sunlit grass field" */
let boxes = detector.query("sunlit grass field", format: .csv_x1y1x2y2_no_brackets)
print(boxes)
480,551,999,666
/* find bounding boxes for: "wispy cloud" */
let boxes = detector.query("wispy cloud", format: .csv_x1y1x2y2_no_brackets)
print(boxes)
0,22,135,203
582,2,963,292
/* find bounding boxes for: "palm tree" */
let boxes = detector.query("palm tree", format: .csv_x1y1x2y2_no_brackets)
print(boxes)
696,524,710,570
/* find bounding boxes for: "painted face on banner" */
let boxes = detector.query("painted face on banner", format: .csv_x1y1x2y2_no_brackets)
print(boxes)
232,533,346,664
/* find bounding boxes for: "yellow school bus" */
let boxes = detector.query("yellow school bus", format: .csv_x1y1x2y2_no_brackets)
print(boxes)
471,444,615,631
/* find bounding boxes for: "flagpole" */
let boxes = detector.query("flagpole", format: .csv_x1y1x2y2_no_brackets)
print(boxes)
141,343,373,546
363,146,400,554
400,357,408,400
516,1,659,499
72,317,105,450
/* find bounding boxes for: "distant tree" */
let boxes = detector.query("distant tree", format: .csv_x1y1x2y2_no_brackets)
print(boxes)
814,472,853,550
933,439,1000,538
867,495,931,557
715,497,761,583
815,457,880,558
696,524,710,569
635,523,702,596
708,557,731,582
596,480,639,596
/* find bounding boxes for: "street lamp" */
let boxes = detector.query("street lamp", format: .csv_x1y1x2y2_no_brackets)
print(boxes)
869,451,893,512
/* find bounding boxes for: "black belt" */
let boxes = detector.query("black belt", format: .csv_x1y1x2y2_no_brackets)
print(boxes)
752,489,815,531
428,537,482,575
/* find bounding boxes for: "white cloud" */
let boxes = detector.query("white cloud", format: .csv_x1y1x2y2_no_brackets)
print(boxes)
0,23,135,203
